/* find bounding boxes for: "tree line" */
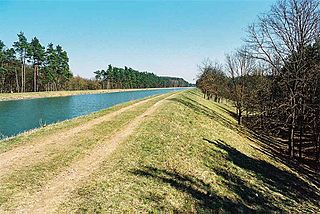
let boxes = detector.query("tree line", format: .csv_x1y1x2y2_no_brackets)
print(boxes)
197,0,320,165
94,65,191,89
0,32,72,93
1,33,191,93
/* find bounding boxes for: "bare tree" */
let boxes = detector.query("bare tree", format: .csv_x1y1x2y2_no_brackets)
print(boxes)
226,47,255,125
197,58,226,101
246,0,319,157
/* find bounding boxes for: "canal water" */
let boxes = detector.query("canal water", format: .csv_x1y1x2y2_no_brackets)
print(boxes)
0,88,185,139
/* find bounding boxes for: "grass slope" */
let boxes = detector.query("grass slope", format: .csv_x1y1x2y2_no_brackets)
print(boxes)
56,89,320,213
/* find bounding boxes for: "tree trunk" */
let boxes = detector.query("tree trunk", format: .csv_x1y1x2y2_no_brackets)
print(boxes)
15,68,20,93
21,63,24,92
317,134,320,163
238,108,242,125
299,102,306,159
23,58,26,92
288,95,296,158
299,125,302,159
260,112,264,129
33,64,37,92
288,124,295,158
36,65,39,92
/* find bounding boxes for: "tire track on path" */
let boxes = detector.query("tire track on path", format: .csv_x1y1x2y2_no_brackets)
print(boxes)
0,94,166,179
7,92,176,214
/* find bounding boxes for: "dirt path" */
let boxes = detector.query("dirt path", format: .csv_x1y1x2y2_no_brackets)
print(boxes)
0,94,166,179
7,93,174,213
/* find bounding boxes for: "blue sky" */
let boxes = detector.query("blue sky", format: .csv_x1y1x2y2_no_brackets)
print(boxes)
0,0,275,83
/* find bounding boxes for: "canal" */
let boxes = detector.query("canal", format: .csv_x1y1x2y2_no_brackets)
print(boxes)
0,88,185,139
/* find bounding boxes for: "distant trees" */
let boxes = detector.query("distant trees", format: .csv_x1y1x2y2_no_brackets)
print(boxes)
197,0,320,163
226,49,255,124
94,65,191,89
66,76,101,91
44,45,72,91
1,33,190,93
196,59,227,101
0,32,72,92
1,32,192,92
0,41,19,93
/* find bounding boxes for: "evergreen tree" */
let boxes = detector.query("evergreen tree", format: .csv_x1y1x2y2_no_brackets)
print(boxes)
13,32,28,92
27,37,46,92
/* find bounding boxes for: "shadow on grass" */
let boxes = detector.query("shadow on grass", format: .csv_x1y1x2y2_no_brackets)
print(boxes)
169,93,247,138
132,140,319,212
131,90,319,212
132,137,318,212
204,139,320,208
214,103,238,121
171,91,320,187
247,129,320,186
132,166,255,213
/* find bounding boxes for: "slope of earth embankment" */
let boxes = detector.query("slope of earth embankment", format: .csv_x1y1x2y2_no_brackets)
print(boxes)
0,89,319,213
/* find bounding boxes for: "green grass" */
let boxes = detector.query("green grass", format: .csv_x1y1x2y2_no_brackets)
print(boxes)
57,89,320,213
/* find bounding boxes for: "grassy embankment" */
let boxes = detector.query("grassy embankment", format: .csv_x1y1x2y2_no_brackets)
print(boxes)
0,89,319,213
0,87,185,101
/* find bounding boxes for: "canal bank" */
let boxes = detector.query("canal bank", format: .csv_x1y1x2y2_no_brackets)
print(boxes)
0,88,187,139
0,87,191,102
